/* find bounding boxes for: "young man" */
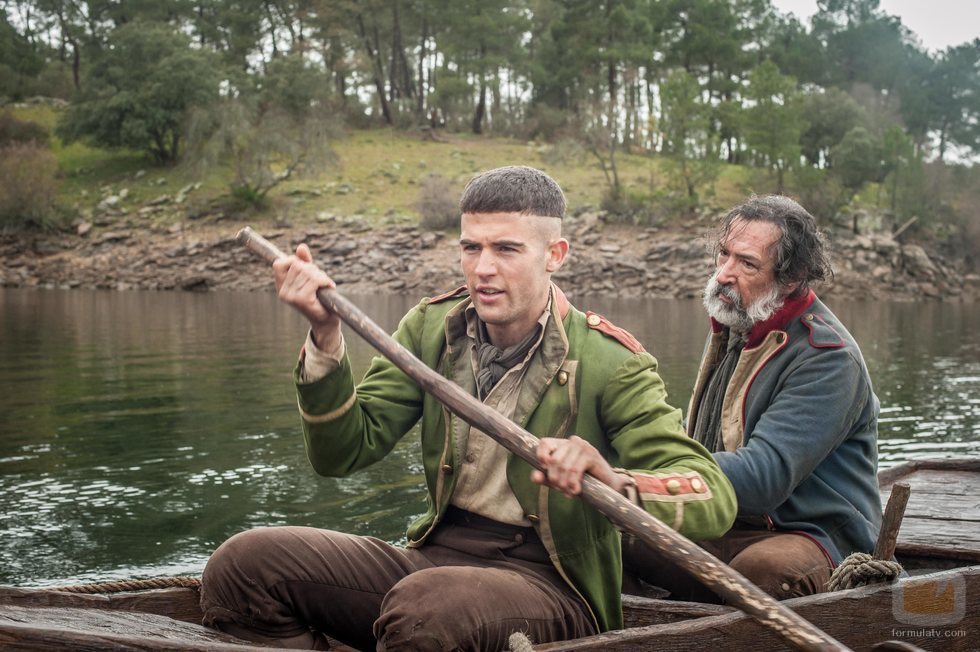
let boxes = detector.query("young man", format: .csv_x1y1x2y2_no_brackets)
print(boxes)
626,194,882,602
201,166,735,650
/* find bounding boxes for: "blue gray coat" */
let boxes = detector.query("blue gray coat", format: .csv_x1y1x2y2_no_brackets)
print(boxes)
687,290,882,564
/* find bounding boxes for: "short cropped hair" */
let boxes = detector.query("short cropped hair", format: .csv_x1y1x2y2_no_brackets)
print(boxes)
459,166,566,218
713,195,833,292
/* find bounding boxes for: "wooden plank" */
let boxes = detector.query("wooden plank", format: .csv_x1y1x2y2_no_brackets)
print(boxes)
884,471,980,497
878,459,980,488
621,596,732,628
0,586,203,624
896,519,980,551
534,567,980,651
878,496,980,522
877,461,922,487
0,603,271,651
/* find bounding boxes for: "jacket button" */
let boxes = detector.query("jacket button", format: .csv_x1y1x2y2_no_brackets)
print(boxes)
691,478,706,493
527,514,540,523
441,464,453,475
665,479,682,495
465,453,476,463
557,370,569,386
587,314,602,327
804,313,814,321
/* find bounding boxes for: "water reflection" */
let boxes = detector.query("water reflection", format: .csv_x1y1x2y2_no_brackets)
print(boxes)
0,288,977,586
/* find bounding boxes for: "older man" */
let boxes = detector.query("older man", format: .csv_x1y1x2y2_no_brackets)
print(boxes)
201,166,735,650
626,194,882,602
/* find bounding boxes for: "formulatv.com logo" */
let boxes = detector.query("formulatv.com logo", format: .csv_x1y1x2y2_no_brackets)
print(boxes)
892,575,966,626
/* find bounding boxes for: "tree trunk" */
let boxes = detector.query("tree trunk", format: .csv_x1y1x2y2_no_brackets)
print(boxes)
264,1,279,58
356,14,393,125
389,1,401,101
937,122,948,162
472,41,487,134
472,72,487,134
394,4,414,100
416,18,428,120
71,39,81,90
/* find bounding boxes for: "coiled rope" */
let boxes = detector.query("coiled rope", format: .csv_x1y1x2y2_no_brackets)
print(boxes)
508,631,535,652
49,576,202,594
828,552,903,591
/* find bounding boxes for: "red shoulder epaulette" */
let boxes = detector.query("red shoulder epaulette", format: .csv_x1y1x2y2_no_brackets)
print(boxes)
584,311,645,353
425,285,468,304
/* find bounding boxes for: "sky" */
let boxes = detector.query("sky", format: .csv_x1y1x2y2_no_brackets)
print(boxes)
770,0,980,53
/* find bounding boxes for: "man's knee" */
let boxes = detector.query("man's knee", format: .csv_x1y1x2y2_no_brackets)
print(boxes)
730,535,832,599
200,528,284,628
377,566,533,652
375,568,468,651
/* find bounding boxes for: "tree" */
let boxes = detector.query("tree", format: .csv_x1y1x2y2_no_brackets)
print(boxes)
799,87,866,167
811,0,912,93
57,21,222,164
762,12,826,87
828,125,882,230
0,13,46,99
659,68,720,210
928,41,980,162
878,125,916,216
434,0,530,134
743,60,806,193
188,54,340,206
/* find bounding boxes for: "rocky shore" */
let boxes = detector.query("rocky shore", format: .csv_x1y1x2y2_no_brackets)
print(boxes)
1,206,977,302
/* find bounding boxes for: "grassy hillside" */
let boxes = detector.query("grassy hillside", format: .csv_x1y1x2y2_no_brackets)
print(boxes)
11,105,762,228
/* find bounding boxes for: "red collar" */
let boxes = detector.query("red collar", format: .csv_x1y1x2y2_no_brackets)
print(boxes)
551,283,571,320
710,289,816,349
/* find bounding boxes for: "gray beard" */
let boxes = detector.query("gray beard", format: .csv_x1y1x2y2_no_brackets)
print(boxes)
702,275,784,334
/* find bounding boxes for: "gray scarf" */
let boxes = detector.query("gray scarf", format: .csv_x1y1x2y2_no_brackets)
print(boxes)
474,319,542,400
692,331,745,453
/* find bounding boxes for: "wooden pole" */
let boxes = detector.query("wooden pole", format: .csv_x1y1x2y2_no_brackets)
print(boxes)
236,226,852,652
874,483,911,561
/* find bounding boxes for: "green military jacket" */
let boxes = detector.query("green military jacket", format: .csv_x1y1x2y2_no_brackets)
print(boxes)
294,285,736,632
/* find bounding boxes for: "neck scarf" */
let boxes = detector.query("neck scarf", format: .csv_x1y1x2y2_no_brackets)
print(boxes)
473,319,543,400
692,331,745,453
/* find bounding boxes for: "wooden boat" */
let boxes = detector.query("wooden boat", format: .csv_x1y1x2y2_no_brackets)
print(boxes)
2,457,978,651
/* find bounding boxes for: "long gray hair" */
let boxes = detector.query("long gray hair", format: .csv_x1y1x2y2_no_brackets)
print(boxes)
712,195,833,294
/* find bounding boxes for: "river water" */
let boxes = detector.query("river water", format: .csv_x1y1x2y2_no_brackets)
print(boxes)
1,288,977,586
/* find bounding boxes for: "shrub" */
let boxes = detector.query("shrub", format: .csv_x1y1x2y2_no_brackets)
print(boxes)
0,142,61,229
186,54,339,208
791,166,850,225
521,104,571,142
416,175,459,231
0,111,49,146
600,187,661,226
540,138,587,166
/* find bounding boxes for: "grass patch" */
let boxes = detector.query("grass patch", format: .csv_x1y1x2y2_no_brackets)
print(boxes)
7,105,780,227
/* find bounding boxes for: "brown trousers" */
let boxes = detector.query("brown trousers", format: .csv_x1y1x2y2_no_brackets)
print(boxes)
200,508,596,651
623,527,834,603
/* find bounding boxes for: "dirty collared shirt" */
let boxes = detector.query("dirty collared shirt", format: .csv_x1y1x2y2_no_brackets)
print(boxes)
298,301,552,526
449,301,552,526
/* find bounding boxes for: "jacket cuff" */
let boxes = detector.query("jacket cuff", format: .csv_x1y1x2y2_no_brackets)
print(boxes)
294,353,357,425
613,468,643,506
298,331,346,384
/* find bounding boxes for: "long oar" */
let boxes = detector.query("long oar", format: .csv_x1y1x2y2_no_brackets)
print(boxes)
237,226,851,652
